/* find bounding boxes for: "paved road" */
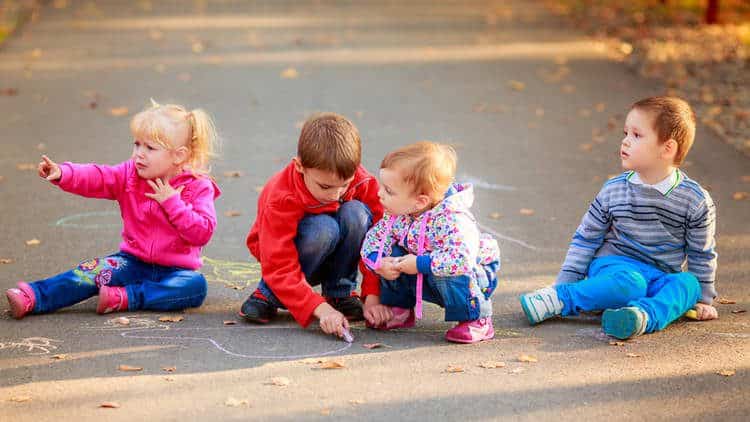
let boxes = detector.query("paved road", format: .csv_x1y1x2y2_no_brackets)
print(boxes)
0,1,748,420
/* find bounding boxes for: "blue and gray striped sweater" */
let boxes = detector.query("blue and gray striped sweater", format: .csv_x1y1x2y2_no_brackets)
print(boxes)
556,170,717,304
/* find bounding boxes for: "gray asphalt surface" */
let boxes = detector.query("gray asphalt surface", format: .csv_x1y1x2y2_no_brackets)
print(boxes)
0,1,748,421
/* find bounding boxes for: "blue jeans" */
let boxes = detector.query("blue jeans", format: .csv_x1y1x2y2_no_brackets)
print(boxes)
257,200,372,308
29,252,207,314
555,255,701,333
379,246,498,321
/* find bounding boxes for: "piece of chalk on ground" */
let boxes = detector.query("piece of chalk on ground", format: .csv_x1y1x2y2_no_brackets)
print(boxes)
684,309,698,320
342,329,354,343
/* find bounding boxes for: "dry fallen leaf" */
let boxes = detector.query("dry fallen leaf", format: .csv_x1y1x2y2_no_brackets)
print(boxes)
349,399,366,405
489,212,502,220
162,366,176,372
625,353,642,358
0,258,13,264
100,402,120,408
223,320,237,325
51,354,67,360
118,365,143,372
158,315,184,322
579,143,594,152
731,309,746,314
224,210,242,217
109,107,129,117
507,80,525,91
224,397,249,407
518,355,538,363
17,163,36,171
267,377,291,386
478,361,506,369
115,317,130,325
9,395,32,403
732,192,749,201
317,361,346,369
280,67,299,79
223,171,243,178
445,365,465,373
164,376,175,382
254,185,264,193
609,341,625,346
25,239,41,246
595,103,607,112
191,41,205,54
519,208,535,216
718,298,737,305
362,343,385,349
716,369,735,377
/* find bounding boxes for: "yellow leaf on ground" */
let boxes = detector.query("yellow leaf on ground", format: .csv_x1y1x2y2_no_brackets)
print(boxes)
625,353,642,358
158,315,184,322
478,361,506,369
162,367,176,372
254,185,264,193
732,192,749,200
349,399,366,405
519,208,535,216
518,355,538,363
16,163,36,171
507,80,525,91
718,298,737,305
716,369,735,377
118,365,143,372
318,361,345,369
109,107,129,117
10,395,32,402
191,41,205,54
595,103,606,112
267,377,291,386
51,354,67,360
224,397,249,407
25,239,41,246
100,402,120,408
223,320,237,325
280,67,299,79
609,341,625,346
445,365,465,373
224,210,242,217
0,258,13,264
579,143,594,152
489,212,502,220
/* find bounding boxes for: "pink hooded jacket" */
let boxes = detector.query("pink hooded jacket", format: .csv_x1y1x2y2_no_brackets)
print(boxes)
54,160,220,270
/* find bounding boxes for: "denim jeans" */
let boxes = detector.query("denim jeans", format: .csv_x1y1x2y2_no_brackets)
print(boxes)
555,255,701,333
257,200,372,308
29,251,207,314
378,246,498,322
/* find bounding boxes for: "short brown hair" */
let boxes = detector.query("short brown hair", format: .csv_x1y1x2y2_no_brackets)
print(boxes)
632,96,696,165
381,141,457,204
297,112,361,179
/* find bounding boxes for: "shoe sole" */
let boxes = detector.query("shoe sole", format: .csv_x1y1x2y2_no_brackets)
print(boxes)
445,327,495,344
602,308,638,340
238,311,272,324
518,295,540,325
6,290,29,319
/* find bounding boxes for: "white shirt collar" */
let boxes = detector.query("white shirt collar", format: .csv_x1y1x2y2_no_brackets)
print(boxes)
628,170,680,195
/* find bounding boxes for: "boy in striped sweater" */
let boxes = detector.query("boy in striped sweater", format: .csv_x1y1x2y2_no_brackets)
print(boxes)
519,97,718,339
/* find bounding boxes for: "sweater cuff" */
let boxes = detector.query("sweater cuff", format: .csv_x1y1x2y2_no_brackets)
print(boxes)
699,281,717,305
416,255,432,275
52,162,74,187
364,252,380,270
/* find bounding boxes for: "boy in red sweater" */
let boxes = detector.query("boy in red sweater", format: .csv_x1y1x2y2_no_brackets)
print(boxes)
241,113,383,338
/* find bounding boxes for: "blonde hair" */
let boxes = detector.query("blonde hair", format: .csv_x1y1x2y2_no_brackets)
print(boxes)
298,112,361,180
632,96,696,166
130,99,220,175
381,141,457,204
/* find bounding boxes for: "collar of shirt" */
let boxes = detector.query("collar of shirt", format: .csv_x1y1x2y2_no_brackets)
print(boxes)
627,169,680,195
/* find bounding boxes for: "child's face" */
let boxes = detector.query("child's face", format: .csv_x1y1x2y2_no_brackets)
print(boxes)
620,108,669,174
378,167,421,216
294,161,354,203
131,137,183,180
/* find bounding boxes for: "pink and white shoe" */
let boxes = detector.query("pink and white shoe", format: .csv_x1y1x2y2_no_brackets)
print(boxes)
366,306,416,330
444,317,494,344
6,282,36,319
97,286,128,314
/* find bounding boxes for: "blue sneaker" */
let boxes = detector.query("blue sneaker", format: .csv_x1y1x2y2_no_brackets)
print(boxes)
602,307,648,340
518,287,564,325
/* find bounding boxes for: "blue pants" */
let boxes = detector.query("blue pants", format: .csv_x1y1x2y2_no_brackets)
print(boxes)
29,252,207,314
379,246,499,322
257,200,372,308
555,255,701,333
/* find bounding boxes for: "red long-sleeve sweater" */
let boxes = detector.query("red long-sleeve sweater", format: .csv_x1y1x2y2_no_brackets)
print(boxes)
246,161,383,327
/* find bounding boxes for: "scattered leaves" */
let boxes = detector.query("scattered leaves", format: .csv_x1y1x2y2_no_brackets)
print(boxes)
280,67,299,79
267,377,291,387
25,239,41,246
518,355,538,363
0,258,13,264
223,170,243,178
478,361,506,369
732,192,749,201
625,353,642,358
718,298,737,305
162,366,176,372
158,315,184,322
9,395,32,403
224,210,242,217
445,365,465,373
117,365,143,372
519,208,535,216
100,402,120,408
317,360,345,370
109,107,129,117
716,369,735,377
224,397,249,407
223,320,237,325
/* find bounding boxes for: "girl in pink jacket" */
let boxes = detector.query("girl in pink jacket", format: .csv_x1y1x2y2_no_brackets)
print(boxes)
6,101,221,318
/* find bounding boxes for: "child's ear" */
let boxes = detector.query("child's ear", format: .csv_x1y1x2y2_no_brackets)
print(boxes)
415,194,431,211
173,146,189,165
292,156,305,174
661,138,678,161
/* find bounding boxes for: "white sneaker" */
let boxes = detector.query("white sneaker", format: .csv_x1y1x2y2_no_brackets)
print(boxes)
519,287,564,325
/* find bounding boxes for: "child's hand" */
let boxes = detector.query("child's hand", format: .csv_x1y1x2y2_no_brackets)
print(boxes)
38,155,61,181
363,295,393,327
145,178,184,203
694,303,718,320
375,257,401,281
313,302,349,337
394,254,418,275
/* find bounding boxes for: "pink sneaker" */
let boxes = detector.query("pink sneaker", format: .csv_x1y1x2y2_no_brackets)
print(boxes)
97,286,128,314
6,282,36,319
366,306,416,330
445,317,494,344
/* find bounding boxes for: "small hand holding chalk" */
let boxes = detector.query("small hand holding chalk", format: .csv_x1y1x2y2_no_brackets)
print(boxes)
342,328,354,343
